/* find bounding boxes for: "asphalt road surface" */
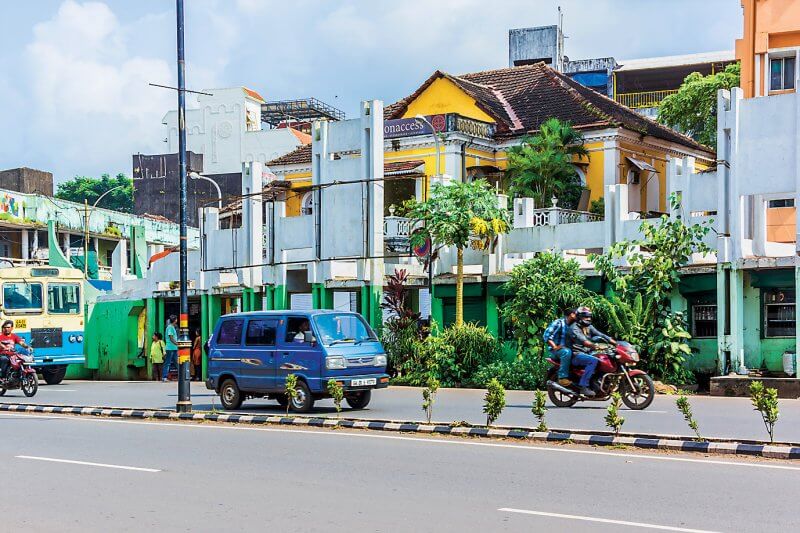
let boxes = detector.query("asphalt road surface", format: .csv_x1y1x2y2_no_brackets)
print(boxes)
2,411,798,532
2,381,800,442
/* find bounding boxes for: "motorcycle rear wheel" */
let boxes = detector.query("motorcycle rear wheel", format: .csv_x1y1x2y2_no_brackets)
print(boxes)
0,386,5,396
620,373,655,410
546,368,579,407
22,374,38,398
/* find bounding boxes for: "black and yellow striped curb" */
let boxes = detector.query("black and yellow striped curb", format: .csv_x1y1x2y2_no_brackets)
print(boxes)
2,402,798,460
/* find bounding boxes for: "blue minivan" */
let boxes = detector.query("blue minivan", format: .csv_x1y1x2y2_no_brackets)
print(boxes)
206,310,389,412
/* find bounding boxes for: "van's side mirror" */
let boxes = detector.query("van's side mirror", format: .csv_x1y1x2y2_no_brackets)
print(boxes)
303,331,315,343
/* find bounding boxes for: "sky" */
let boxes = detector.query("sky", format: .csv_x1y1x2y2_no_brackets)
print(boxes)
0,0,743,183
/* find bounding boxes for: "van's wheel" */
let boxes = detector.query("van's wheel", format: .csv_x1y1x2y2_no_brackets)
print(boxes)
43,365,67,385
345,390,371,410
219,379,243,410
289,380,314,413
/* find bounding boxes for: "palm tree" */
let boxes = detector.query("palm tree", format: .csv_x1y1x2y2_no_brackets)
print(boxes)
409,179,509,326
506,118,589,208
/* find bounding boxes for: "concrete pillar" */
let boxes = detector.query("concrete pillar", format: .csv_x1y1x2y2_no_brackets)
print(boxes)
729,267,747,375
716,264,728,375
32,230,39,256
62,232,70,254
20,230,29,260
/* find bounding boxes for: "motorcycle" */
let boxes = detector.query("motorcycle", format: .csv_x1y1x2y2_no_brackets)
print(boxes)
545,340,655,410
0,350,38,398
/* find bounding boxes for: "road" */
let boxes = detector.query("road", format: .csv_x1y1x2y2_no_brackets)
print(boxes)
2,381,800,442
2,411,798,532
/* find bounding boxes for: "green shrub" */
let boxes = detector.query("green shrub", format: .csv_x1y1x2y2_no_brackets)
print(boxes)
327,378,344,417
605,392,625,436
750,381,779,443
285,374,298,415
676,394,702,441
467,353,548,391
532,390,548,432
483,378,506,426
421,375,440,424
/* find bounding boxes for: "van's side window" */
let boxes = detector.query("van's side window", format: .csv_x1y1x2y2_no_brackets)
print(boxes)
245,319,277,346
286,316,310,343
217,319,244,345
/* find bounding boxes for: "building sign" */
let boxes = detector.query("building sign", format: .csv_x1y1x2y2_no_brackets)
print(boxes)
383,113,495,140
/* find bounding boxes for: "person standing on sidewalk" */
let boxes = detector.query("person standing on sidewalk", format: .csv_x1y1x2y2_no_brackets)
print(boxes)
163,315,178,382
150,332,166,381
191,328,202,381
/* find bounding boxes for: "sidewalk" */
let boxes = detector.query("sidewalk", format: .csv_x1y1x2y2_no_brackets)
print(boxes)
2,381,799,442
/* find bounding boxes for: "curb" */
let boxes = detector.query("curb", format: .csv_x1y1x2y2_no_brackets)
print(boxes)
2,402,799,460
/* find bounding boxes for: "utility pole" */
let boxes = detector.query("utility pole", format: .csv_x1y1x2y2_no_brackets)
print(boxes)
175,0,192,413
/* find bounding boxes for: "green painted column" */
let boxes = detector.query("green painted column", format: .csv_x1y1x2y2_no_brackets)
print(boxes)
156,298,166,332
729,267,746,374
716,264,727,375
146,298,157,379
430,285,444,332
273,285,288,310
360,284,383,330
253,290,264,311
264,286,274,310
312,284,323,309
485,294,500,338
242,288,254,312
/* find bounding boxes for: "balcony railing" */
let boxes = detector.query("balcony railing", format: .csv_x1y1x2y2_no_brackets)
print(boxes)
615,89,678,110
384,216,414,253
530,208,603,227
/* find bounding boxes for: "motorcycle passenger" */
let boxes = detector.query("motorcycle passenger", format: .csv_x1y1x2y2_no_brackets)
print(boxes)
543,309,578,388
0,320,33,383
566,306,616,398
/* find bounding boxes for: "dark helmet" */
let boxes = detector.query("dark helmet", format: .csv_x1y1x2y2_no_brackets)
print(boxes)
576,306,593,326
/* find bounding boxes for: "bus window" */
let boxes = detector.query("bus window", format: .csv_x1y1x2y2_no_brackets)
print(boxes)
47,283,81,314
2,282,43,313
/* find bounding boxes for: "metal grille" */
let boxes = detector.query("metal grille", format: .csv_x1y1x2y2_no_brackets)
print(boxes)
31,328,63,349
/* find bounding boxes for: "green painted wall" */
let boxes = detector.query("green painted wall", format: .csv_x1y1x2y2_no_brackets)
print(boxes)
85,299,146,380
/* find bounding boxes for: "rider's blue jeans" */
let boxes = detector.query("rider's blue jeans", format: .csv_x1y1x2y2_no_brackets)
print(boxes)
571,352,599,387
550,347,572,379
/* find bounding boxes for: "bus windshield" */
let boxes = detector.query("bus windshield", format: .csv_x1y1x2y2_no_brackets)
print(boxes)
48,283,81,314
312,313,377,346
3,282,43,313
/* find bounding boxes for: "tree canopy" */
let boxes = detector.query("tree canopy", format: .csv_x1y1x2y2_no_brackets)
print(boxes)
657,63,741,150
409,179,509,326
505,117,588,208
55,173,134,213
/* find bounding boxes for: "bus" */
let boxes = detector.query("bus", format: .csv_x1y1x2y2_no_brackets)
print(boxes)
0,266,85,385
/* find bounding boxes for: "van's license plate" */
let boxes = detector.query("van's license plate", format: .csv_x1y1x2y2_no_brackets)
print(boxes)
350,378,376,387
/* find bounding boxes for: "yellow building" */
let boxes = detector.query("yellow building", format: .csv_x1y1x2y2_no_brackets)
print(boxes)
269,62,713,216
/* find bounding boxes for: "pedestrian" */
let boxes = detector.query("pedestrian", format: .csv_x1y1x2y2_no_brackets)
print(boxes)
191,328,202,381
150,332,166,381
163,315,178,382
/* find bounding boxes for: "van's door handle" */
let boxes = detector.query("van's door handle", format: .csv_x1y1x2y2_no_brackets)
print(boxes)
281,352,291,356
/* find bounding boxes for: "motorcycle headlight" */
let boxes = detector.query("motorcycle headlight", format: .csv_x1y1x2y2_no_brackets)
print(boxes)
629,351,640,362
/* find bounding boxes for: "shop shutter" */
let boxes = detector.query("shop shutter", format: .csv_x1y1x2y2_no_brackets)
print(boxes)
442,297,486,328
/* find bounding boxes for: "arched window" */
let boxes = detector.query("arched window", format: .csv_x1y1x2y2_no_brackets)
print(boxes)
301,192,313,215
574,165,587,187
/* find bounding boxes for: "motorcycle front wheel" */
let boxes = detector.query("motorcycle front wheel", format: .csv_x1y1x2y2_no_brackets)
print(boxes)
620,373,655,410
22,373,38,398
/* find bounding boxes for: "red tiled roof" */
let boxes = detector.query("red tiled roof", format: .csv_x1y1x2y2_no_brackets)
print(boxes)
267,144,312,166
384,160,425,175
385,63,712,153
289,127,312,145
243,87,265,102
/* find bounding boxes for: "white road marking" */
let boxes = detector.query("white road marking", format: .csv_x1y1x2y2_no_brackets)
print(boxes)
3,412,799,472
39,389,76,392
498,507,719,533
498,508,722,532
15,455,160,472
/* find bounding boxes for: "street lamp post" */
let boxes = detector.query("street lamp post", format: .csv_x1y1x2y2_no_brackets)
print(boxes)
175,0,192,413
414,115,443,317
83,184,127,279
189,172,222,209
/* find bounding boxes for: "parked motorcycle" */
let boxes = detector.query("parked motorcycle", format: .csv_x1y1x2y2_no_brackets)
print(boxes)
0,350,38,398
545,340,654,410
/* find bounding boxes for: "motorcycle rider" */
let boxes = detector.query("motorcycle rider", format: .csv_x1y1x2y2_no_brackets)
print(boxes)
566,306,616,398
0,320,33,384
543,308,578,388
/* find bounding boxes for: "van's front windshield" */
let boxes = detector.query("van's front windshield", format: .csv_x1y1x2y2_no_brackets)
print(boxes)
312,313,378,346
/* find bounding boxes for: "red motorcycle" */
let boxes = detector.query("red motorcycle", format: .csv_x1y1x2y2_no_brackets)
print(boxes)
0,351,38,398
546,340,655,410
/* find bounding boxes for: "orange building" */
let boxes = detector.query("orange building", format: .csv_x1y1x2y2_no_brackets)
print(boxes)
736,0,800,98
